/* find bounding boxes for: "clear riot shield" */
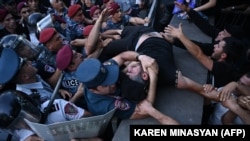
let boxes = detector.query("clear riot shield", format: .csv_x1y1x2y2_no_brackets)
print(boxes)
24,108,116,141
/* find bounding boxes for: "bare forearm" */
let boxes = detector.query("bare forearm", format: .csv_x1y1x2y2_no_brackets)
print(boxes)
70,92,83,103
221,110,237,125
85,16,103,55
178,34,203,59
227,104,250,124
147,107,179,125
101,29,120,36
130,17,147,25
146,76,157,104
194,0,216,12
113,51,139,66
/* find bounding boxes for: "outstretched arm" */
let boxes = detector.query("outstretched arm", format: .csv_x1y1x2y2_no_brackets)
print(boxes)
129,17,150,25
165,23,214,71
174,1,220,38
193,0,217,12
85,8,110,55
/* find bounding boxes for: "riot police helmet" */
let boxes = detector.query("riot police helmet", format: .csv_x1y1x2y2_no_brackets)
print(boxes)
0,90,42,130
0,34,42,60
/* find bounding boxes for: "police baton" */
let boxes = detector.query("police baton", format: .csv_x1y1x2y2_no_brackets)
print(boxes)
40,71,64,123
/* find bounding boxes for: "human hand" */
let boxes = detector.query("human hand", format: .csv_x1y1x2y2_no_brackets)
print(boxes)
137,99,152,115
138,55,156,73
146,60,159,81
100,8,111,22
238,96,250,111
203,84,216,93
217,82,237,101
59,89,72,99
102,38,113,47
174,1,189,12
160,32,174,43
164,23,183,39
112,34,121,40
70,39,86,47
203,89,220,102
144,17,150,23
76,83,84,96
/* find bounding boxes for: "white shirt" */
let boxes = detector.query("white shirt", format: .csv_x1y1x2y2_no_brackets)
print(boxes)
16,75,53,103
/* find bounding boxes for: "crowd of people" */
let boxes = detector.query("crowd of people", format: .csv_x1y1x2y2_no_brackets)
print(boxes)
0,0,250,141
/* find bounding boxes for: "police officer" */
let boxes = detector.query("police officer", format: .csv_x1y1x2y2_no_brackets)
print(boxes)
66,4,86,42
56,45,87,109
0,34,60,88
0,90,96,141
48,0,68,37
0,46,97,141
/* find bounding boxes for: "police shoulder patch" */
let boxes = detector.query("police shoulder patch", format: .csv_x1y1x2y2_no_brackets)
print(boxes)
64,103,78,115
78,24,85,30
45,64,55,73
114,99,130,111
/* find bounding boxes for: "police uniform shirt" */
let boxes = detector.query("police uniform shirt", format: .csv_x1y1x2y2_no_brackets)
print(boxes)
83,59,136,119
16,75,53,103
102,15,130,32
65,18,85,41
61,71,79,94
47,7,68,37
37,45,57,67
84,87,136,119
33,60,56,81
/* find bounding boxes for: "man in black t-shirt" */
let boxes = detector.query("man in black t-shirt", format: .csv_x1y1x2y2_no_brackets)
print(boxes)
85,9,211,99
165,24,245,88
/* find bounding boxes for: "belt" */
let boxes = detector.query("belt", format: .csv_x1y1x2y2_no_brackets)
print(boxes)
135,32,163,51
